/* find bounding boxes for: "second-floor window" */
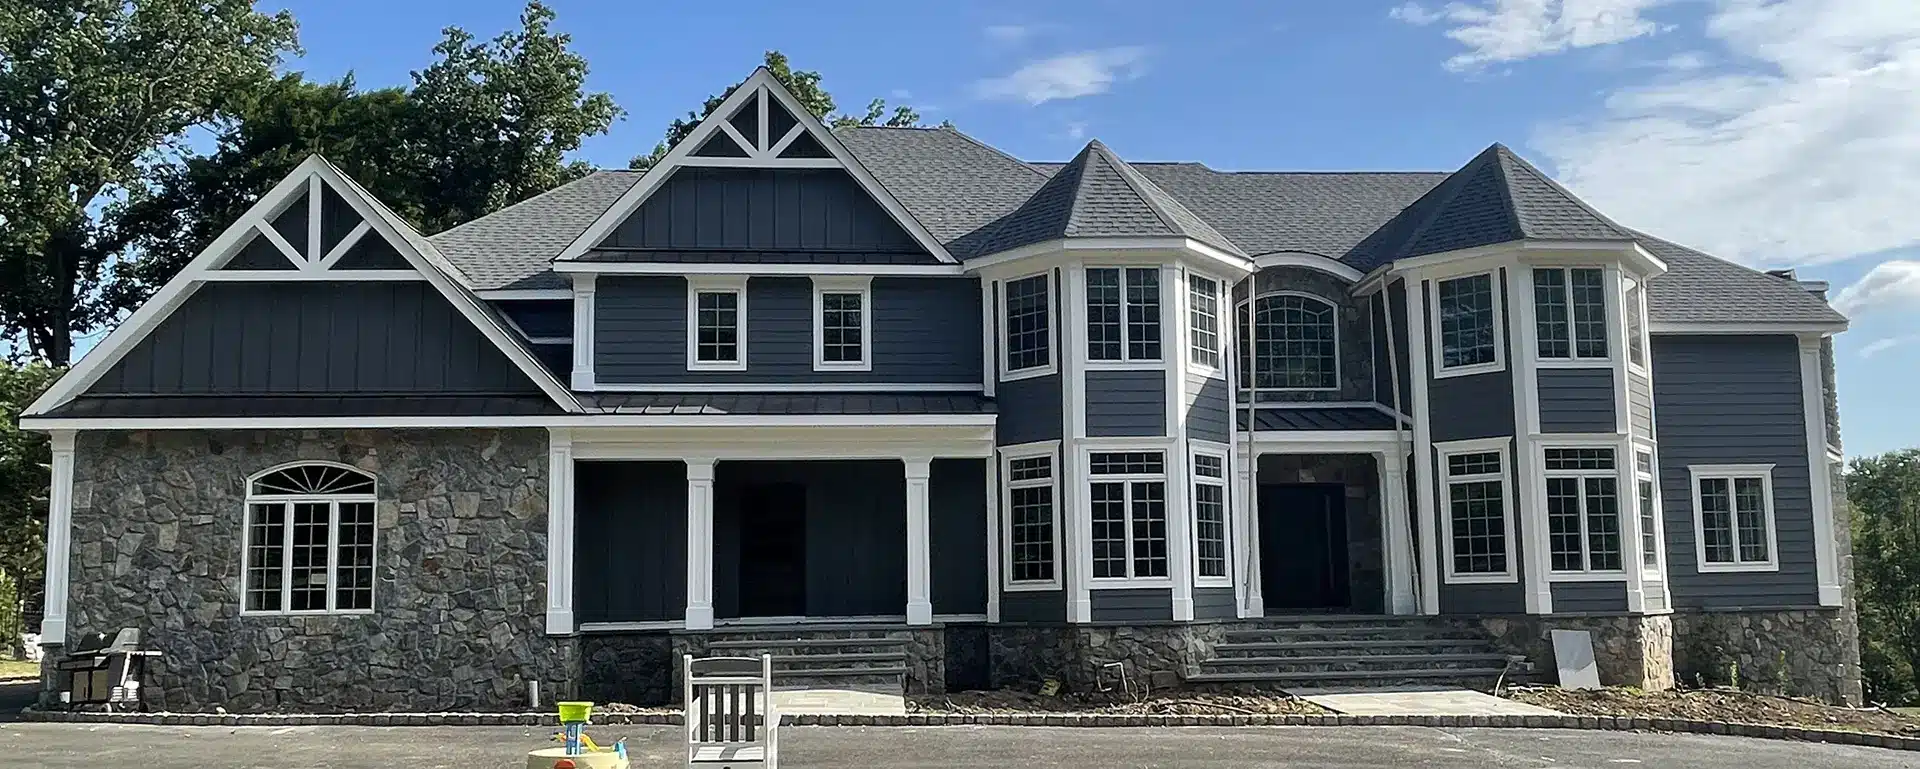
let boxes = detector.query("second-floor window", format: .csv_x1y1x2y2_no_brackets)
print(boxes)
1535,267,1609,361
1625,278,1647,370
1238,294,1338,391
1004,273,1052,376
813,278,871,371
689,278,747,370
1188,275,1221,370
1087,267,1161,362
1434,272,1502,375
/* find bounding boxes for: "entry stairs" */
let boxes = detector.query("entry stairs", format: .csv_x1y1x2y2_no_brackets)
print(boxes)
700,623,911,692
1188,615,1533,690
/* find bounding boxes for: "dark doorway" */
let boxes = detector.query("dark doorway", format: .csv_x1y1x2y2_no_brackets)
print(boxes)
738,483,807,616
1258,484,1351,611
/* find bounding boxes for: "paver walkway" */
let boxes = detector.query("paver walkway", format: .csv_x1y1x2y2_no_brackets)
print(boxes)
1296,687,1565,716
769,687,906,716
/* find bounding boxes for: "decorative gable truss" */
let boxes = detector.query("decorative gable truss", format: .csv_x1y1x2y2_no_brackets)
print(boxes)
24,155,582,417
555,67,956,264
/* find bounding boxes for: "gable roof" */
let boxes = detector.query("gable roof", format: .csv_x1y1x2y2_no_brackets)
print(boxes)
1635,233,1847,326
431,170,642,291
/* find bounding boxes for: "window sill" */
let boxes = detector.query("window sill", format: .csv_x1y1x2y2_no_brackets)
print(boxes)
1085,359,1165,371
240,609,375,617
1536,358,1615,369
688,361,747,372
1696,561,1780,574
1001,365,1057,382
1003,580,1064,592
1434,362,1506,379
812,361,873,373
1194,578,1233,589
1088,578,1175,589
1443,572,1518,585
1547,571,1629,582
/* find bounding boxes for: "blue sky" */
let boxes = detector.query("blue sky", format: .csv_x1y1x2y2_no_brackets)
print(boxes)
264,0,1917,455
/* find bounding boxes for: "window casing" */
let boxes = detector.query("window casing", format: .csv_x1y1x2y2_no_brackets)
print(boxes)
812,278,872,372
1534,267,1610,361
1188,274,1221,371
688,277,747,371
1635,447,1664,576
1625,278,1648,371
1431,272,1504,376
1002,445,1061,590
1238,293,1339,392
1439,440,1515,583
242,462,378,615
1003,273,1054,377
1543,447,1624,576
1191,451,1229,583
1087,450,1169,581
1690,464,1779,572
1086,267,1162,362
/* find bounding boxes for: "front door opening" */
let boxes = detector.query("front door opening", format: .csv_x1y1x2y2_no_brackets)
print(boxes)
738,482,807,617
1259,483,1351,611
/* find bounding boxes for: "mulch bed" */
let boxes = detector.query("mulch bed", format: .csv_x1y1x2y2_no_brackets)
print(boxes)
912,687,1329,716
1507,686,1920,737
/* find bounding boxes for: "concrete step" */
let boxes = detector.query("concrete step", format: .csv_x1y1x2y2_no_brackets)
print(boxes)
1221,626,1488,644
709,636,909,650
1211,639,1499,657
1186,667,1521,688
708,643,909,658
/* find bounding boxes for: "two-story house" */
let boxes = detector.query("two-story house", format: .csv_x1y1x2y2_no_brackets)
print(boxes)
20,67,1860,711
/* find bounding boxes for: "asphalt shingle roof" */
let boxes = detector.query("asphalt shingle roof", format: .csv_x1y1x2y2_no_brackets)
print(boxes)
1637,233,1847,325
429,170,642,290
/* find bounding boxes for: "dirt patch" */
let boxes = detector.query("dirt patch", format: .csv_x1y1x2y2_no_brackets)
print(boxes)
1508,686,1920,737
913,687,1330,716
590,702,673,715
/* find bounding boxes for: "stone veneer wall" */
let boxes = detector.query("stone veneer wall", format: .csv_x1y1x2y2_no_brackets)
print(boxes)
1670,609,1861,704
986,624,1227,693
57,429,574,712
1239,266,1374,403
1255,454,1385,613
1466,614,1675,692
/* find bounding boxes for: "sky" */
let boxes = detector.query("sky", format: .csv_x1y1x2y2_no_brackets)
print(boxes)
260,0,1918,455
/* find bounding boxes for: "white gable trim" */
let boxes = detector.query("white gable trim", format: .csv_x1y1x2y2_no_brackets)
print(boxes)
25,156,583,417
552,67,956,265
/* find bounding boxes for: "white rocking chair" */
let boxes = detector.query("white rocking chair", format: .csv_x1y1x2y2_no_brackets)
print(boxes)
684,654,779,769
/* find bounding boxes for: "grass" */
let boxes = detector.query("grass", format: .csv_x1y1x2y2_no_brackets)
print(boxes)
1895,707,1920,718
0,659,39,680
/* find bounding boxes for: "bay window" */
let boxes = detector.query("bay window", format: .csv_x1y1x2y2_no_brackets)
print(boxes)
1086,267,1161,362
1088,450,1168,580
1543,447,1623,574
1191,452,1228,582
1432,272,1502,375
1188,274,1221,370
1534,267,1609,361
1003,446,1060,588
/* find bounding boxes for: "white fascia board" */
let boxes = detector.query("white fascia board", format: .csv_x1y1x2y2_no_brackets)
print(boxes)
1251,252,1365,282
1649,321,1849,335
1388,239,1643,277
478,289,574,300
551,260,964,276
20,413,1000,431
964,237,1253,275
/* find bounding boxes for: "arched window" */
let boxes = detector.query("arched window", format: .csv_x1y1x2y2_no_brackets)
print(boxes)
243,462,377,614
1238,294,1339,391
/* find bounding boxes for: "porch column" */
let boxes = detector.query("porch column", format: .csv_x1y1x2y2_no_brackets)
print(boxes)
686,457,717,630
1379,449,1418,615
40,430,75,645
904,456,934,626
1243,451,1265,617
545,429,575,635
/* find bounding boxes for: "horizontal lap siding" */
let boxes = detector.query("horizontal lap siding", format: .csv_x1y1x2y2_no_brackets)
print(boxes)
1429,371,1515,442
1086,370,1167,437
1628,370,1655,440
1441,582,1524,613
931,459,988,616
996,374,1062,445
1652,335,1818,608
574,461,688,623
1089,589,1174,621
1551,581,1627,613
1000,591,1065,622
1185,372,1230,444
1538,368,1615,433
1192,587,1237,620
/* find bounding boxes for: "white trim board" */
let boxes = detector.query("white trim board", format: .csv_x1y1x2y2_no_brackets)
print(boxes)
22,413,1001,431
552,261,963,276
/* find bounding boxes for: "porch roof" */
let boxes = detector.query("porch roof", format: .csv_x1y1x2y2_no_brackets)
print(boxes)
1239,406,1399,431
584,392,996,415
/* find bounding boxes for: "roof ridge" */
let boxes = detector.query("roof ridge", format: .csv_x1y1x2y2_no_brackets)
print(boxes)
1082,141,1182,236
1485,145,1528,241
1494,145,1635,239
430,171,631,240
943,125,1052,180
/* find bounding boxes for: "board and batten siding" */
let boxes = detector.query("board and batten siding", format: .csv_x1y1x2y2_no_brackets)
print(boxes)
573,461,688,623
1184,371,1230,444
89,281,540,395
594,167,933,262
1089,588,1174,621
1651,335,1820,608
594,276,981,384
1085,369,1168,437
930,459,988,616
1550,581,1628,613
1537,368,1616,433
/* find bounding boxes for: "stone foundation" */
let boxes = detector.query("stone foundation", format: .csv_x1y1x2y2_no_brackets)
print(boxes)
1468,614,1674,691
1671,609,1862,704
581,634,675,707
986,623,1226,693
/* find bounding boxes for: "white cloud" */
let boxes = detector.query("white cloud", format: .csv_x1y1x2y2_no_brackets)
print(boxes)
984,25,1036,44
1859,334,1919,359
1389,0,1672,71
1064,121,1088,140
888,88,913,100
973,48,1149,105
1833,260,1920,317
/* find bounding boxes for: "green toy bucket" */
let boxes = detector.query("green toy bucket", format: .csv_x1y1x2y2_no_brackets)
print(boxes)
557,701,593,723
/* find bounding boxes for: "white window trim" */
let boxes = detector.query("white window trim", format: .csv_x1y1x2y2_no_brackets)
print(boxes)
1633,441,1666,579
1531,266,1613,368
1624,277,1650,376
1437,437,1517,584
811,276,873,373
1083,265,1166,367
1186,272,1224,376
1085,447,1175,586
1001,441,1063,592
1541,446,1628,580
1689,463,1781,573
239,462,378,617
687,275,749,372
1000,271,1058,381
1237,291,1343,394
1190,447,1232,587
1429,271,1507,379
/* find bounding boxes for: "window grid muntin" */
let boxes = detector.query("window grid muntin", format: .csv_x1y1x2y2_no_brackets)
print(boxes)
243,464,377,615
1543,448,1616,471
1188,274,1220,369
1086,268,1123,361
1124,268,1162,361
1090,481,1130,578
1238,294,1338,390
1085,267,1162,362
819,290,864,364
1437,274,1497,369
1129,480,1168,578
1544,448,1624,574
1535,267,1610,360
1570,268,1610,359
1194,482,1227,578
1534,268,1571,358
1442,445,1510,578
1008,456,1052,483
1090,451,1165,476
695,290,742,363
1695,471,1774,566
1192,454,1224,479
1009,485,1055,583
1004,274,1051,372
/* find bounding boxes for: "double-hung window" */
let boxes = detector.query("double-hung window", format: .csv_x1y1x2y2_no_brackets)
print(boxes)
689,277,747,371
813,277,872,371
243,463,378,614
1188,274,1221,370
1635,447,1663,574
1003,446,1060,589
1086,267,1161,362
1432,273,1503,375
1440,440,1513,582
1003,273,1053,376
1088,451,1169,580
1191,452,1229,582
1690,464,1778,572
1534,267,1609,361
1543,447,1624,575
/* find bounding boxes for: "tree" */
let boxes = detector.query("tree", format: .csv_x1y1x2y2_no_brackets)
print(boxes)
629,50,924,170
1849,449,1920,705
0,361,59,654
0,0,300,365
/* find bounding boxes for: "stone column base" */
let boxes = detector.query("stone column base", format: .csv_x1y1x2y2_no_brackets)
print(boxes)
1471,614,1675,692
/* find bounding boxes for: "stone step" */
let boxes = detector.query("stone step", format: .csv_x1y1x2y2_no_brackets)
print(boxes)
708,636,910,650
1186,667,1521,687
708,643,909,658
1199,653,1518,675
772,667,907,691
1221,626,1488,644
773,653,909,672
1211,639,1499,657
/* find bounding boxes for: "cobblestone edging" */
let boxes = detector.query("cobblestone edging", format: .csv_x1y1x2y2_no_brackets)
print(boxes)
20,709,1918,751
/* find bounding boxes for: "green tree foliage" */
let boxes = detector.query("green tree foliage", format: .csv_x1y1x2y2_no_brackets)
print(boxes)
1849,449,1920,705
629,50,923,170
0,361,60,650
0,0,300,365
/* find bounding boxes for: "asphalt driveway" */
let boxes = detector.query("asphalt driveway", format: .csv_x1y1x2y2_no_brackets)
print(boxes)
0,722,1912,768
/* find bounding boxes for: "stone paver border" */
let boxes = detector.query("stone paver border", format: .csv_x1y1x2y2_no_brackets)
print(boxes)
16,708,1917,751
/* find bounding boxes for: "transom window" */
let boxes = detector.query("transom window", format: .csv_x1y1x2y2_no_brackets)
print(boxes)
1434,273,1501,374
1192,451,1229,581
1004,274,1052,375
1003,448,1059,588
689,279,747,370
813,278,871,371
1691,465,1778,572
1441,442,1512,581
1635,448,1662,574
244,463,377,614
1534,267,1609,361
1088,450,1168,580
1086,267,1161,362
1238,294,1338,391
1188,274,1221,370
1543,447,1623,574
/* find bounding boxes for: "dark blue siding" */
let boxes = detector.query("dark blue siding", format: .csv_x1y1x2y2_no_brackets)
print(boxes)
1440,582,1523,613
1185,372,1230,444
712,460,907,618
1538,368,1616,433
1000,591,1065,622
1429,372,1515,442
1089,589,1174,621
1193,587,1237,620
574,461,687,623
596,167,932,262
996,374,1063,446
1086,370,1167,437
931,459,988,616
1551,581,1627,613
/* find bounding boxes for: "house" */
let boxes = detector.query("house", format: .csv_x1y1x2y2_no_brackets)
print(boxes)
19,68,1861,711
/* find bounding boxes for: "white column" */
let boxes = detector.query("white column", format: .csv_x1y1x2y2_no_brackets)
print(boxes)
1506,265,1552,615
1165,265,1195,621
1244,450,1265,617
985,454,1002,623
545,429,575,635
904,456,935,626
571,273,597,390
40,430,75,645
1405,276,1441,615
1379,449,1418,615
685,457,717,630
1800,335,1843,607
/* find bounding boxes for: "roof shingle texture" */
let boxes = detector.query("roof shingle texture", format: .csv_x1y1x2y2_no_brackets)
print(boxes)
429,170,642,290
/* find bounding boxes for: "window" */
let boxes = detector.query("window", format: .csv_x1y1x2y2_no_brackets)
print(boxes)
1003,448,1059,588
1188,274,1221,370
1086,267,1161,362
1690,465,1778,571
1433,273,1502,374
1238,294,1338,391
1635,448,1662,574
243,463,377,614
1534,268,1609,361
813,278,871,371
688,278,747,370
1543,447,1623,574
1192,452,1229,581
1625,278,1647,370
1004,274,1052,375
1440,441,1513,581
1088,450,1168,580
